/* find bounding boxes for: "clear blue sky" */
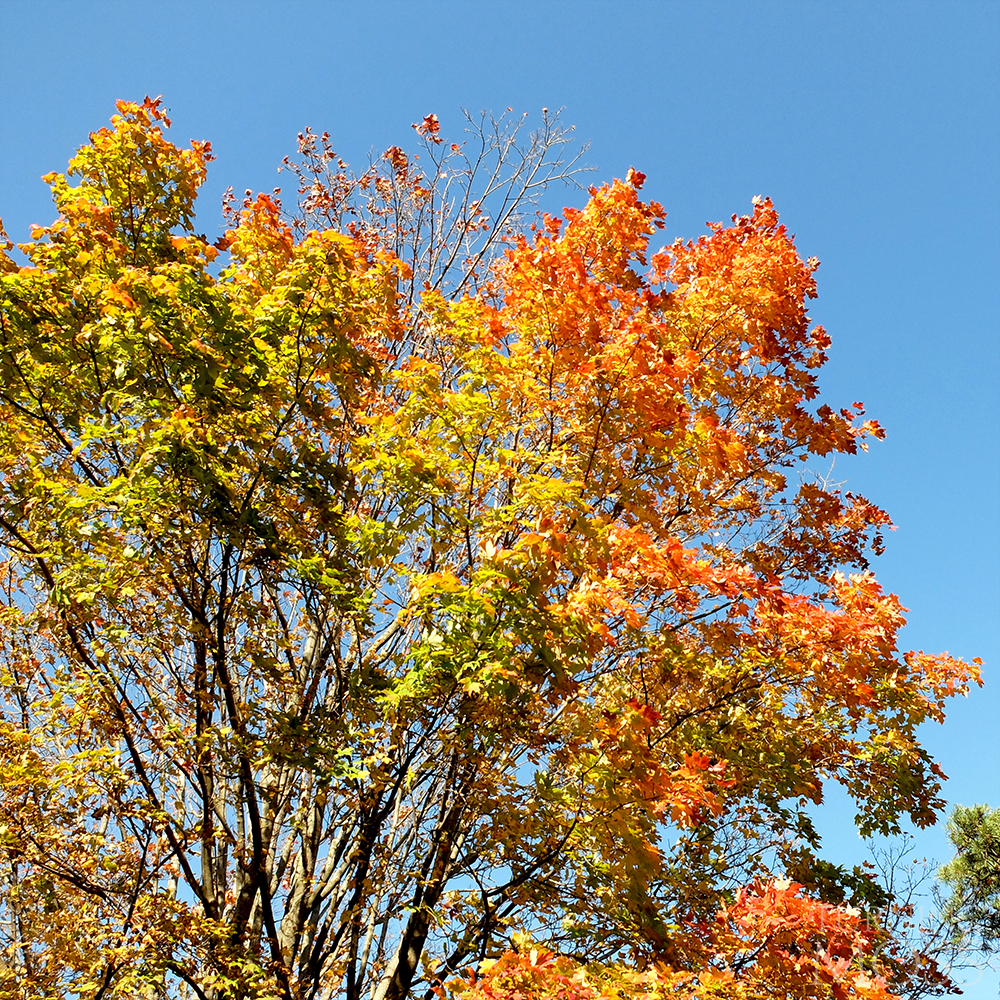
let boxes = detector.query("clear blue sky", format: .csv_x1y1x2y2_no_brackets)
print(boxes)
2,0,998,990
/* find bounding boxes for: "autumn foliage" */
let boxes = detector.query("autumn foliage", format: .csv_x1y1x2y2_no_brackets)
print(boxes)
0,98,981,999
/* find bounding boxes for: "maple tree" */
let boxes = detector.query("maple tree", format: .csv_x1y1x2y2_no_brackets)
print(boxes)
0,98,983,999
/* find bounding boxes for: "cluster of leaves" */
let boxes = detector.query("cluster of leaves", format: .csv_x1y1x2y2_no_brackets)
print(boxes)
0,98,982,999
459,883,899,1000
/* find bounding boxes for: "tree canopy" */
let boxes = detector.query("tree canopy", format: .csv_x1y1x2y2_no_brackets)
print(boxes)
939,805,1000,956
0,97,983,1000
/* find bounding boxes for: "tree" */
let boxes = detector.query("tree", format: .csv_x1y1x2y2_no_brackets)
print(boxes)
0,97,982,999
939,805,1000,955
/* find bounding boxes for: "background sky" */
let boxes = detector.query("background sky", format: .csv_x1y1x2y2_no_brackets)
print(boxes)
2,0,998,990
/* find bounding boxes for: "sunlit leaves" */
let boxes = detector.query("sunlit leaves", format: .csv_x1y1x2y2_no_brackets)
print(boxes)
0,100,980,999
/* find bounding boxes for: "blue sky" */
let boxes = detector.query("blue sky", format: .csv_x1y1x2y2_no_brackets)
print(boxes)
2,0,998,989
